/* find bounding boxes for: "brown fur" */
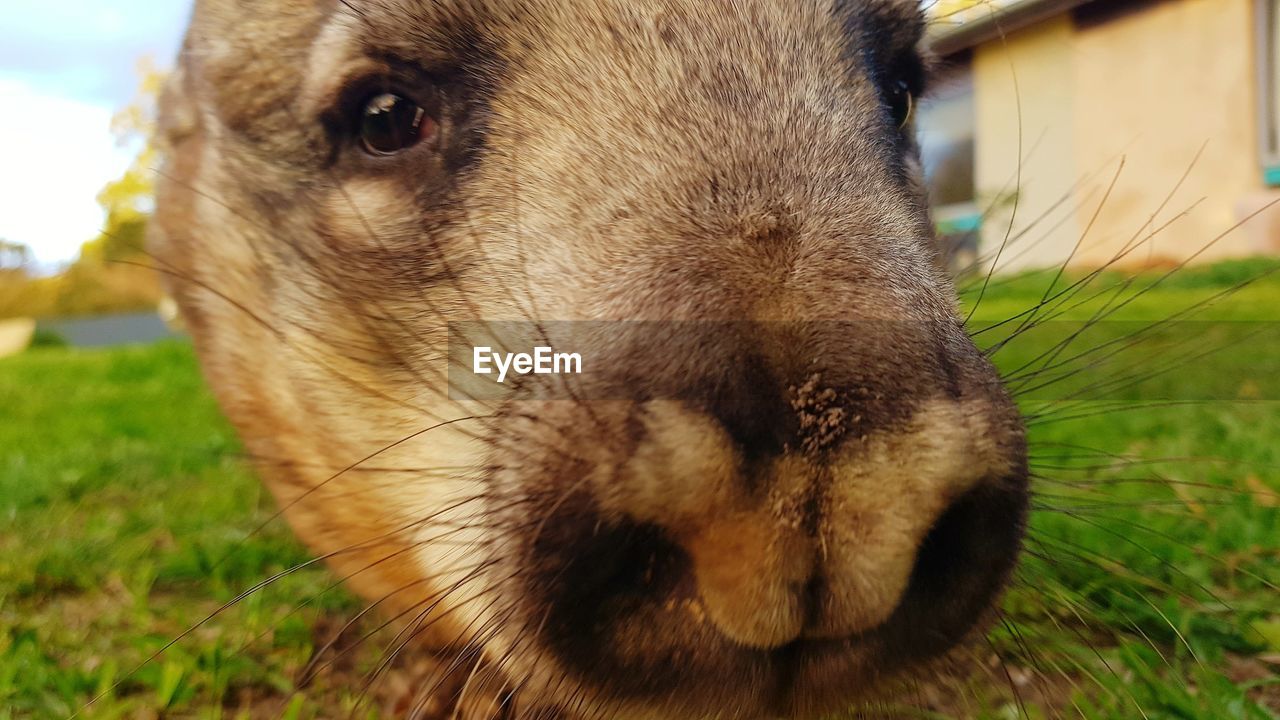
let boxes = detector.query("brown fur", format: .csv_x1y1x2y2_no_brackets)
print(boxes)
153,1,1029,718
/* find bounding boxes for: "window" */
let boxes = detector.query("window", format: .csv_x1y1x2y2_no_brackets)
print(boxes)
1258,0,1280,185
917,64,981,266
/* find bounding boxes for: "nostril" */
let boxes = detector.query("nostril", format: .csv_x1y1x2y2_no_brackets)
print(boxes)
896,479,1029,652
913,483,1024,594
548,517,687,605
534,511,694,680
914,492,982,595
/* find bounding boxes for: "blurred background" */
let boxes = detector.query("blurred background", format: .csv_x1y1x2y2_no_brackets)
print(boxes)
1,1,1278,719
0,1,188,352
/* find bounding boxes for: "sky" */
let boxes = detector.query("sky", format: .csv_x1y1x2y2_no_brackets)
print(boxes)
0,2,193,265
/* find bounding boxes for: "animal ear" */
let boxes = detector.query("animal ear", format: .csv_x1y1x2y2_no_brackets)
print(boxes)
157,56,201,154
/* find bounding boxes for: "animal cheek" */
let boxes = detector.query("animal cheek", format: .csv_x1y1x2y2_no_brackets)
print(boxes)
322,178,423,246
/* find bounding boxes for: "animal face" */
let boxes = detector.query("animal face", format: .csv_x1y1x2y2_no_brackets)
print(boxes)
153,0,1029,717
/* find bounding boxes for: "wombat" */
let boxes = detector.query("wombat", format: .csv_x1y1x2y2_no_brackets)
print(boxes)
152,1,1029,717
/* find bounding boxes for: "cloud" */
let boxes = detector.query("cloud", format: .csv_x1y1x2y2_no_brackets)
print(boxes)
0,2,194,264
0,2,193,107
0,77,134,265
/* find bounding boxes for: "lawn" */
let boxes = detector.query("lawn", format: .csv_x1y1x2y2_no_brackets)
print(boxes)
957,259,1280,719
1,259,1278,719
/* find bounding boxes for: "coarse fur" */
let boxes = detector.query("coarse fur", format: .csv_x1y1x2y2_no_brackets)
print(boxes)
152,1,1030,718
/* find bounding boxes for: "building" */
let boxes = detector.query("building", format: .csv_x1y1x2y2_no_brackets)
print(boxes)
920,0,1280,271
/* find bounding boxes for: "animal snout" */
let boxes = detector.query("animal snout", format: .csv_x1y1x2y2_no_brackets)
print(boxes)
608,391,1022,650
490,321,1028,711
512,321,1030,647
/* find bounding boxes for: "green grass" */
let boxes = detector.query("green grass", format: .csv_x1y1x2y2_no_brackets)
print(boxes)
957,258,1280,719
2,260,1278,719
0,343,366,719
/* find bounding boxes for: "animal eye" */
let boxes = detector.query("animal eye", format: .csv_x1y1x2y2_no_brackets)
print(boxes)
886,79,915,129
359,92,438,155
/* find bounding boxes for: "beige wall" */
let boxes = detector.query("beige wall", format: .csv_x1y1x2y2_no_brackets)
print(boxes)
975,16,1082,272
972,0,1279,271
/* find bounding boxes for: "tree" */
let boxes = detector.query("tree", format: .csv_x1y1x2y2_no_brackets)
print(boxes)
0,239,56,319
41,60,168,317
0,62,169,320
83,58,164,264
0,240,32,272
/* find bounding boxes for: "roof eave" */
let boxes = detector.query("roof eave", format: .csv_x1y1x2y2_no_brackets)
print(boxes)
926,0,1094,56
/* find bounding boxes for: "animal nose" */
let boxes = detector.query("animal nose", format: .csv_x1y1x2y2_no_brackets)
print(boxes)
695,350,794,463
613,387,1018,650
651,323,916,465
541,319,1024,649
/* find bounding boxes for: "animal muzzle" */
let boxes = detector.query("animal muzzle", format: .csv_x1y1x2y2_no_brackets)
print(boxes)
488,319,1028,680
606,392,1023,650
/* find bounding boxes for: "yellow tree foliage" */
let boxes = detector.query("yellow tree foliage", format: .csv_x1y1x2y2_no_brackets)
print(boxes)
0,61,167,320
83,58,164,265
67,60,166,315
